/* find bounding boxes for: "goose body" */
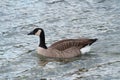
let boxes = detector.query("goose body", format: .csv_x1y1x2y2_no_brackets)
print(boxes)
28,28,97,58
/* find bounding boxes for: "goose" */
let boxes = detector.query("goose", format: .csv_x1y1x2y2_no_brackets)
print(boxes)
28,28,98,58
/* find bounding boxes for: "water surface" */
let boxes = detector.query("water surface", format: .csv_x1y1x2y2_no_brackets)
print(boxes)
0,0,120,80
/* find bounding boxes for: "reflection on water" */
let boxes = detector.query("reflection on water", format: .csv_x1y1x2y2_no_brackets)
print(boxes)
0,0,120,80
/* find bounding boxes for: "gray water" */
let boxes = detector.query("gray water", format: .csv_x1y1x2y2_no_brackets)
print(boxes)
0,0,120,80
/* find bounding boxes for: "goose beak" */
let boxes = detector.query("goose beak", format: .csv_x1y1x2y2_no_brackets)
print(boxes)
28,31,34,35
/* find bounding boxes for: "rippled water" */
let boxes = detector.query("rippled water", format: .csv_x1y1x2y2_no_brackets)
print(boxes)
0,0,120,80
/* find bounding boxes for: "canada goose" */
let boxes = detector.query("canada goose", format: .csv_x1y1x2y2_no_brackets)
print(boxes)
28,28,98,58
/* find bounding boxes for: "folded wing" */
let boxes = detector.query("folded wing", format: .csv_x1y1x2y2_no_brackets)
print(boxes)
49,38,97,51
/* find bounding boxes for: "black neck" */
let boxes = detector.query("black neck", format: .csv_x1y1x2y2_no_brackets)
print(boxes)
39,31,47,49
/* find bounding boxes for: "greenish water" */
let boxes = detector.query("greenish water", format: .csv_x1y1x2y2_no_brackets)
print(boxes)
0,0,120,80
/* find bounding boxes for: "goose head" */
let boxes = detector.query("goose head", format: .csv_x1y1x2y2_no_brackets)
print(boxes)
28,28,43,36
28,28,47,49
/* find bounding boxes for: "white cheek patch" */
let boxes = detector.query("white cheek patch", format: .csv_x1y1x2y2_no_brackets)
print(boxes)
35,30,41,36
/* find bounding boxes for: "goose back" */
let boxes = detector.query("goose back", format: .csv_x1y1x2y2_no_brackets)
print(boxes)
49,38,97,51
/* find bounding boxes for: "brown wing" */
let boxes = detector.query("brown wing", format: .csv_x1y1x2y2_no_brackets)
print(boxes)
49,38,97,51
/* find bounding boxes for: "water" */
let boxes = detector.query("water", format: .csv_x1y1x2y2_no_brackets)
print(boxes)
0,0,120,80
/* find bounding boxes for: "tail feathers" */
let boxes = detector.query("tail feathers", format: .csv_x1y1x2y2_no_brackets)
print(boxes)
89,38,98,45
80,45,91,54
80,38,97,54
